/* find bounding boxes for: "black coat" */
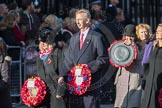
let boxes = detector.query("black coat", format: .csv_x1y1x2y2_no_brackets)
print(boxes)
36,48,66,108
142,46,162,108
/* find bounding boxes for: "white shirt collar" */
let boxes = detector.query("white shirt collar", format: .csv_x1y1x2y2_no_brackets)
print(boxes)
80,28,90,41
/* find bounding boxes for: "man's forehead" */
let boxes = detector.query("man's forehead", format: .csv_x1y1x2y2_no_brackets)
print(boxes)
76,13,87,18
76,12,86,15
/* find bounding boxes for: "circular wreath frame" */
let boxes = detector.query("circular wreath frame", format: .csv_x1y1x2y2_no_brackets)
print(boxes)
21,76,47,107
68,64,91,95
108,39,137,68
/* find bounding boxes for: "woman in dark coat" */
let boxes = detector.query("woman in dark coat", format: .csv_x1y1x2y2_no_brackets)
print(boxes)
142,24,162,108
36,28,66,108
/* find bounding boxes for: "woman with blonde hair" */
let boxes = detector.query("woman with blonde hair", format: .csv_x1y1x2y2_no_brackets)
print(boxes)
136,24,153,90
135,24,153,105
136,24,152,43
136,23,153,66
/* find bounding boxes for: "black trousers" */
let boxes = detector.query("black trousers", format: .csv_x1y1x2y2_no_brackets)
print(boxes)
67,94,100,108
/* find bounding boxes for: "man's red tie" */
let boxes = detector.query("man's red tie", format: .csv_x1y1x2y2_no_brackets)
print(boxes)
80,33,84,49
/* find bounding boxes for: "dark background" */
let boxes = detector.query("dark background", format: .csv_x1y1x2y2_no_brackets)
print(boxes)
0,0,161,31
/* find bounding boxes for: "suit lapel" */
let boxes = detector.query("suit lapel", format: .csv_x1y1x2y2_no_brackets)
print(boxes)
74,33,80,61
76,30,92,63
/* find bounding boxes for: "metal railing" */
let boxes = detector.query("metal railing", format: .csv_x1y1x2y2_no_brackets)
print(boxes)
8,46,23,104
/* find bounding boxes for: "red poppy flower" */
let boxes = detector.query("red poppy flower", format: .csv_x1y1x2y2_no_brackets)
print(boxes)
47,58,52,64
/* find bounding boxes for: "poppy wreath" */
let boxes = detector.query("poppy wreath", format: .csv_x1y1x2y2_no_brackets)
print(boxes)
68,64,91,95
21,76,47,107
108,39,137,68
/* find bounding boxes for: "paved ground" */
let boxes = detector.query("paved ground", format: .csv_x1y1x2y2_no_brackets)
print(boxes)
13,104,114,108
100,104,114,108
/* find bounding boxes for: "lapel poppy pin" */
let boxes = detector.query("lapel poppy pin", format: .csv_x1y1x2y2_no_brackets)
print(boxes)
47,58,52,64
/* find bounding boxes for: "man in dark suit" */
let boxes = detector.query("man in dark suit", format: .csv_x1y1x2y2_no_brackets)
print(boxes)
58,9,109,108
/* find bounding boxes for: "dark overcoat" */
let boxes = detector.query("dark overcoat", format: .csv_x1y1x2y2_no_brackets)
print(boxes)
36,48,66,108
60,29,109,108
142,46,162,108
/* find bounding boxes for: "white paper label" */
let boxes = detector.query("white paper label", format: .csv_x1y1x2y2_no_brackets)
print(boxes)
75,68,82,76
75,77,83,85
27,80,35,88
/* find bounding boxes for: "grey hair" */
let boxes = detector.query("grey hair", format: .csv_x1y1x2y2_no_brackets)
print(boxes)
75,9,91,19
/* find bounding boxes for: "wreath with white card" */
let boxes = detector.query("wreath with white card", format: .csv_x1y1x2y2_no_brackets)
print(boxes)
68,64,91,95
21,76,47,107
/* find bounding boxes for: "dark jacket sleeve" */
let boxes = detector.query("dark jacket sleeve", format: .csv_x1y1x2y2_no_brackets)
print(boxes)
60,38,74,77
87,33,109,73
